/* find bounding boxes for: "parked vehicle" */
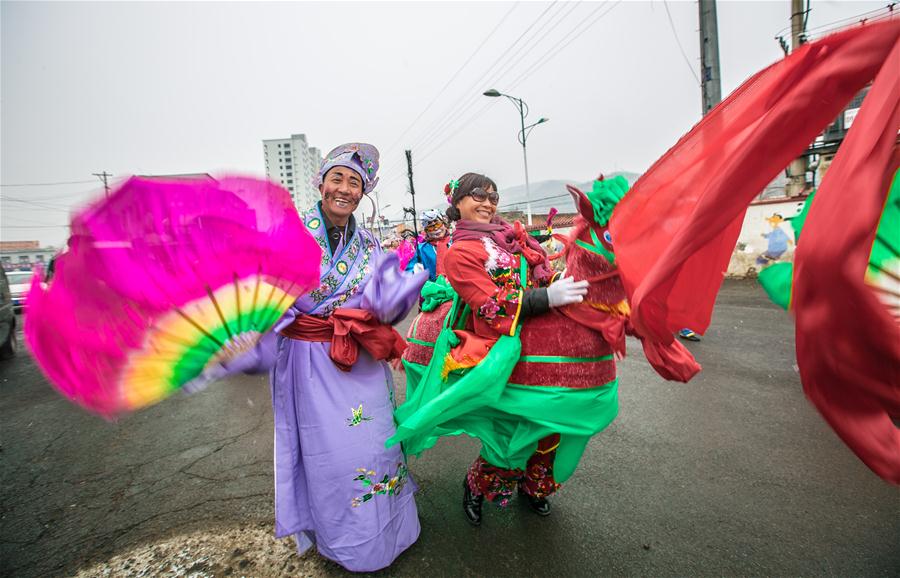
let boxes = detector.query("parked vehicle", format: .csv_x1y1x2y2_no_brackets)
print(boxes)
6,270,33,313
0,269,16,359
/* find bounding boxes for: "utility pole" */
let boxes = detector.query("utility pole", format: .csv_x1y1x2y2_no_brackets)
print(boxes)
786,0,809,196
373,190,383,241
699,0,722,116
404,150,422,264
93,171,111,197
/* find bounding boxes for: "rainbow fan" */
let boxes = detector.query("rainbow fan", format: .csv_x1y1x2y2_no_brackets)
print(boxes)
25,176,321,416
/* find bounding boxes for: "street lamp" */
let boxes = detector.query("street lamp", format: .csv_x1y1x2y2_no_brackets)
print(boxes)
483,88,549,225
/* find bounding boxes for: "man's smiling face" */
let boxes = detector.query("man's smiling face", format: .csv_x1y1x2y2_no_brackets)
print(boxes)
319,166,363,224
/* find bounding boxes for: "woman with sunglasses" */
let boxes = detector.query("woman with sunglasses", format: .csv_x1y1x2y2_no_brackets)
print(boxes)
439,172,589,525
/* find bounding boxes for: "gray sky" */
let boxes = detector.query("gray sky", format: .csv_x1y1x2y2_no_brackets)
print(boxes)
1,0,887,246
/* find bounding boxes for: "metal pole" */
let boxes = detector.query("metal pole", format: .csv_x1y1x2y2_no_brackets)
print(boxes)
786,0,809,196
699,0,722,115
518,98,532,226
93,171,111,197
405,149,422,264
374,190,383,240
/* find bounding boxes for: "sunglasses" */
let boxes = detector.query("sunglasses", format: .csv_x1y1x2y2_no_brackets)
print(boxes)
468,188,500,205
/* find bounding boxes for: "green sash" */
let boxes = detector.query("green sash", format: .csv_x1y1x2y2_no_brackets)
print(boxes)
389,257,619,482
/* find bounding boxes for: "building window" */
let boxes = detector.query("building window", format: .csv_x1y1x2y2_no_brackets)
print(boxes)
287,179,293,184
286,172,293,177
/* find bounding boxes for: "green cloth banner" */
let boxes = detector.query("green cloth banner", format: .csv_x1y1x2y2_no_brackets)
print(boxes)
390,262,619,483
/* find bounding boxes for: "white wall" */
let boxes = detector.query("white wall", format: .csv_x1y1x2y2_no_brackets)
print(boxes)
727,197,809,277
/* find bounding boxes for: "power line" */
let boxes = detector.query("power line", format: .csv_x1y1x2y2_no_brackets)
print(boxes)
504,1,622,92
774,2,896,37
380,1,563,179
1,197,75,212
2,214,67,226
379,1,622,195
380,3,561,181
805,8,898,40
663,0,701,85
0,179,96,187
93,171,112,197
390,2,585,178
1,224,70,229
382,2,521,159
416,1,621,170
406,2,573,159
0,188,97,201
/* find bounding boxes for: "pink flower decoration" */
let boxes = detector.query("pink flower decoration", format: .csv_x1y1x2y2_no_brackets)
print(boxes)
478,300,500,321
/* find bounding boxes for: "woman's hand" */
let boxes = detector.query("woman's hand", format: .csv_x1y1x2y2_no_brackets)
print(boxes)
546,276,589,308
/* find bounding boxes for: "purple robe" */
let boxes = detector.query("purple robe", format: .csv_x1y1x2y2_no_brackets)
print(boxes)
242,205,426,571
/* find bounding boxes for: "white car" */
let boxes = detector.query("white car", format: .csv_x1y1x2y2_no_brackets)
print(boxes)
6,270,33,312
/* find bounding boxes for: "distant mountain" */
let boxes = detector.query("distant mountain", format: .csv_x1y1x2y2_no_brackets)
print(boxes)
421,171,641,214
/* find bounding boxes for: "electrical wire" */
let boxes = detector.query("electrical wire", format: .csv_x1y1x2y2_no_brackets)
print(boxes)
806,7,898,40
505,1,621,93
382,2,521,159
663,0,701,85
379,1,563,179
1,224,70,229
407,2,576,159
378,1,623,195
774,3,895,37
1,197,76,213
0,179,96,187
417,1,622,168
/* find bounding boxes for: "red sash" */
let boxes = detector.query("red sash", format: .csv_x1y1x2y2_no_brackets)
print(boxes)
280,309,406,372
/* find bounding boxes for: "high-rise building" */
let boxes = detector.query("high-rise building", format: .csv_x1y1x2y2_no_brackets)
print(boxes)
263,134,323,213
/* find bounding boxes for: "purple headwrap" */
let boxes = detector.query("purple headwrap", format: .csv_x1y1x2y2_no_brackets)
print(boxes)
316,143,380,194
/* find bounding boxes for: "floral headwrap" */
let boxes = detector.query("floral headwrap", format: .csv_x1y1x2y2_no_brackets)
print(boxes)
317,143,380,194
443,179,459,204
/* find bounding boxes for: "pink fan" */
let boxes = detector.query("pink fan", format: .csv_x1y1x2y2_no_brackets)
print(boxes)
25,176,321,417
395,238,416,271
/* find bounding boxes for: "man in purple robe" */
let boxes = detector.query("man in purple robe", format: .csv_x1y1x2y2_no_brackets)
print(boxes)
237,143,427,571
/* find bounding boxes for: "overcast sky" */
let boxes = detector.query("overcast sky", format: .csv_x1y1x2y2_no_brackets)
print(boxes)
1,0,888,246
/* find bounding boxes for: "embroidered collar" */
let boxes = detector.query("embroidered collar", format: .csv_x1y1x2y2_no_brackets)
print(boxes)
318,201,357,255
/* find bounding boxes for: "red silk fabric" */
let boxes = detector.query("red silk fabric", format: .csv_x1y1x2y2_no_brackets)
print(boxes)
792,37,900,483
609,21,900,482
610,21,900,342
281,309,407,372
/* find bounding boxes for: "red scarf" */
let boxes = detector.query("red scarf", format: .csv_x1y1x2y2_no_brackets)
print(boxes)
452,218,553,284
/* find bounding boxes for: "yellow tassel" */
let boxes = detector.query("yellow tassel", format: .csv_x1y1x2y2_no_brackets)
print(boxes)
441,352,479,380
587,299,631,317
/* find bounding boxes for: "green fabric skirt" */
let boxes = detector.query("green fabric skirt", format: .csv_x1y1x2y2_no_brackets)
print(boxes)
388,325,619,483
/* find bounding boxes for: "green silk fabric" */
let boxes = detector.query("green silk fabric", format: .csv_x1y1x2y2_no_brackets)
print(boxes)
389,261,619,483
758,169,898,311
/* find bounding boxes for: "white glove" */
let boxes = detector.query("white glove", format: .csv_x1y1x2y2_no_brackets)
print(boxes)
546,276,589,308
412,263,425,274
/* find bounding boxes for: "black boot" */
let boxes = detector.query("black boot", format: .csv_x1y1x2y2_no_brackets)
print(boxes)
519,487,551,517
462,479,483,526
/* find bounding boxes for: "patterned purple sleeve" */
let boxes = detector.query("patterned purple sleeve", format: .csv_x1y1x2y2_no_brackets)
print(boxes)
360,250,428,325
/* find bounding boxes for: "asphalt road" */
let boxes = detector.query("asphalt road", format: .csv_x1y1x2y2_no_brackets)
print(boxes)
1,280,898,577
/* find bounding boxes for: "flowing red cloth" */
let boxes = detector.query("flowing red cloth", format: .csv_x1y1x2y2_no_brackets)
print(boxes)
280,310,407,372
792,36,900,483
609,21,900,343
